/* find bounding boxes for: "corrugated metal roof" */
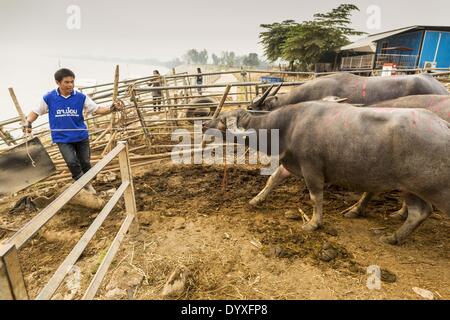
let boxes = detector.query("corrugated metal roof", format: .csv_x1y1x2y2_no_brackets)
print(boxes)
340,26,418,52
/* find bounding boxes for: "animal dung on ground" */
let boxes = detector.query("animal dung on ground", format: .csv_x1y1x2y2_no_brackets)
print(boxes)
380,268,397,283
32,195,56,208
8,196,38,214
324,227,338,237
284,209,301,221
318,243,339,262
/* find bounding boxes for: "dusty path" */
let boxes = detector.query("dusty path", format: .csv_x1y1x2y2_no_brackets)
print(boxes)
204,73,239,100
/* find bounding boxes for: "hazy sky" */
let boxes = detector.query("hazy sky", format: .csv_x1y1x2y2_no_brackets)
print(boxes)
2,0,450,61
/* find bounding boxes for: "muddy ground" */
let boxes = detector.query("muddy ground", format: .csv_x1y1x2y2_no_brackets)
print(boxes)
0,162,449,300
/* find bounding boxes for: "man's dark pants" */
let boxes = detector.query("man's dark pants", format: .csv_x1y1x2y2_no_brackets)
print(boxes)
57,138,92,180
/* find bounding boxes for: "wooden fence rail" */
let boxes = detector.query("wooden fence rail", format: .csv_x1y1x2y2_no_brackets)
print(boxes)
0,141,137,300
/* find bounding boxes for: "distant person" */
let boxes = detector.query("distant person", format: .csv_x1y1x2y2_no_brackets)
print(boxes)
24,68,123,194
152,70,163,111
196,67,203,95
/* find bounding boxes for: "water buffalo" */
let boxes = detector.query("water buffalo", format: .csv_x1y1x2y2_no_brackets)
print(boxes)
250,93,450,214
205,103,450,244
341,94,450,219
249,95,450,212
248,73,449,111
185,97,217,123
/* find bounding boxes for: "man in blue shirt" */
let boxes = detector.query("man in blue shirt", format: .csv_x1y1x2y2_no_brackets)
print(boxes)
24,68,123,194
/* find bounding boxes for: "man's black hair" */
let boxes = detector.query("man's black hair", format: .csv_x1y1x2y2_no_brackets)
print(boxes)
54,68,75,82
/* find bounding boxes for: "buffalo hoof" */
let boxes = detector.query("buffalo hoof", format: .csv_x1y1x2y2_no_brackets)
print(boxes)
249,198,262,207
389,209,408,220
341,204,365,219
380,233,399,245
301,221,320,232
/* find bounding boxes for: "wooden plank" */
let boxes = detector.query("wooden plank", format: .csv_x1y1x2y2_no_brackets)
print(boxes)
118,142,137,217
8,88,26,126
0,259,14,300
82,213,134,300
109,65,120,127
0,116,22,127
0,243,29,299
35,182,129,300
6,143,126,250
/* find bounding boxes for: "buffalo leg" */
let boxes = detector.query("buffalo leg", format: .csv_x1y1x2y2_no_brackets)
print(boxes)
249,165,291,206
380,193,432,245
301,166,324,231
342,194,409,220
341,192,374,218
389,201,408,220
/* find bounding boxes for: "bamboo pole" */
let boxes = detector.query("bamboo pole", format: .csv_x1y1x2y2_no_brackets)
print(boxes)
131,88,150,143
134,81,306,93
8,88,26,127
201,84,232,149
0,128,14,146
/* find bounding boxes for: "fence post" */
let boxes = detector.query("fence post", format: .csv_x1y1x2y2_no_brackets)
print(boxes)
0,243,29,300
117,141,139,234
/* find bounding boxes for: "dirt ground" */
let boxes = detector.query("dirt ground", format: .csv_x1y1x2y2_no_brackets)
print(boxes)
0,162,449,300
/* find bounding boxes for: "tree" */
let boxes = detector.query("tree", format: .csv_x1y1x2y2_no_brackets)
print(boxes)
220,51,236,67
198,49,208,65
259,4,365,70
211,53,220,65
259,20,298,63
183,49,199,64
242,53,260,67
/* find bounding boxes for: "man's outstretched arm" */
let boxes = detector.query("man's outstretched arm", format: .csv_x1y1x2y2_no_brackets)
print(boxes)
85,95,124,115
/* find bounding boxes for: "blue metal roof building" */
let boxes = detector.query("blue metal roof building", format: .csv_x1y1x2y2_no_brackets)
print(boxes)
340,26,450,70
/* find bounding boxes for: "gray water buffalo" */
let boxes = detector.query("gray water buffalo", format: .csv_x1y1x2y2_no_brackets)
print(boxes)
205,103,450,244
186,97,217,121
250,94,450,218
248,73,449,111
341,94,450,219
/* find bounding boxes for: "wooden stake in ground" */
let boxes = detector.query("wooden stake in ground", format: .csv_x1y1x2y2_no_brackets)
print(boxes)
101,65,120,156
